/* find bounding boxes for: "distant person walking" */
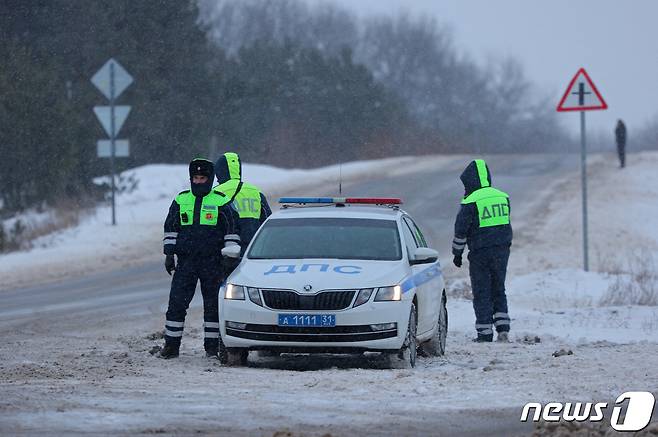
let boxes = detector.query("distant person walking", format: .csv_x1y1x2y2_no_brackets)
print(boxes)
615,119,627,168
451,160,513,342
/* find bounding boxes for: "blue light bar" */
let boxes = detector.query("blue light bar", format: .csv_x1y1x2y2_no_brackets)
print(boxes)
279,197,341,204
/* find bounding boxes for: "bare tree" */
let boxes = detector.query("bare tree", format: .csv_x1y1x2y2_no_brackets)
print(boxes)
198,0,358,57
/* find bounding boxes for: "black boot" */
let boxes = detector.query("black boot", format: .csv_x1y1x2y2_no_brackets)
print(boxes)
496,332,509,343
472,334,493,343
159,343,180,359
205,338,219,359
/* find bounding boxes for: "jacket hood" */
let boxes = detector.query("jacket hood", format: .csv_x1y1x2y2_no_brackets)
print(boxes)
460,159,492,196
215,152,242,185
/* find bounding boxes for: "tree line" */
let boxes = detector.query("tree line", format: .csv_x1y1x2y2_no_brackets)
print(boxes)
0,0,570,216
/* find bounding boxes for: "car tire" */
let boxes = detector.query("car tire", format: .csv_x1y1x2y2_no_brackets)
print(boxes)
392,303,417,369
422,290,448,357
219,338,249,366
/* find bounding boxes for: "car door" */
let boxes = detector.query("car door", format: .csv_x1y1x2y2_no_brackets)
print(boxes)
400,216,430,335
402,216,440,336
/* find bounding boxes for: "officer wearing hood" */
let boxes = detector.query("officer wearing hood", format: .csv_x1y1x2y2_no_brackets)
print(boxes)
160,158,241,359
214,152,271,247
452,159,513,342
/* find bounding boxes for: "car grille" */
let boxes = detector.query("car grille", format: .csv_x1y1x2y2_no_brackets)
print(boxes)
225,323,398,343
261,289,356,310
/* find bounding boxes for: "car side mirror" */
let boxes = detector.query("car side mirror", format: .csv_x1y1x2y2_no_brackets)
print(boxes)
410,247,438,265
221,245,242,259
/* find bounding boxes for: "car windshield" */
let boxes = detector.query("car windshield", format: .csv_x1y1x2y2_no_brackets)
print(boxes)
247,217,402,260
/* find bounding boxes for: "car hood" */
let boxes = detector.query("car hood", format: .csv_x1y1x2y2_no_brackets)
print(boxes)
228,258,409,291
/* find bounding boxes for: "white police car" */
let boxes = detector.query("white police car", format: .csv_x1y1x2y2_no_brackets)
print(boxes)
219,197,447,368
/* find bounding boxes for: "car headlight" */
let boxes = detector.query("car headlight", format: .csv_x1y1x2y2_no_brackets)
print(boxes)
247,287,263,306
374,285,402,301
225,284,245,300
353,288,374,307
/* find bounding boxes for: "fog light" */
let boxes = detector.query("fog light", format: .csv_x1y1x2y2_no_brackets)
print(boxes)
370,322,397,331
226,321,247,330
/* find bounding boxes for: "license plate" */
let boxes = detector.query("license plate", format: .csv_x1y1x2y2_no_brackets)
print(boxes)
278,314,336,327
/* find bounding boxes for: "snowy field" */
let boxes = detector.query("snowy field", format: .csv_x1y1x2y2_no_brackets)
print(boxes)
1,152,658,435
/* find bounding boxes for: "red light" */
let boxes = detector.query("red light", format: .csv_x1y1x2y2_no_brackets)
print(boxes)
345,197,402,205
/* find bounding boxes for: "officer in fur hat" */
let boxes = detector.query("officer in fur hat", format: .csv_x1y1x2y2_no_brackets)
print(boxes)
160,158,241,359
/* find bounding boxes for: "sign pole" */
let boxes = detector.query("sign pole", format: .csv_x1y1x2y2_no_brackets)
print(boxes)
92,58,133,225
580,111,588,271
557,68,606,272
110,62,117,226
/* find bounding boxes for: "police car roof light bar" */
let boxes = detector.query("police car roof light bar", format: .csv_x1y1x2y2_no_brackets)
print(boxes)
345,197,402,204
278,197,402,205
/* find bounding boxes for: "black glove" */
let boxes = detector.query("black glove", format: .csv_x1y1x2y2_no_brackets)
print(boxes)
165,254,176,275
453,255,462,268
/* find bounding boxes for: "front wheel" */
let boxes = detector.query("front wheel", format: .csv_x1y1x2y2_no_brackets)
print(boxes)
392,303,417,368
422,290,448,356
219,337,249,366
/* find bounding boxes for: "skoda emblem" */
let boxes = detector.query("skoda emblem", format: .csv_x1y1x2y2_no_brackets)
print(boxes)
303,284,313,292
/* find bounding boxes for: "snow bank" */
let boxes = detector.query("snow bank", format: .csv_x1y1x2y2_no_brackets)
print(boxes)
450,267,658,344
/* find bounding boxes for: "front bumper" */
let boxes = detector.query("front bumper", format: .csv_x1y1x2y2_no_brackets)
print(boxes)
220,295,411,351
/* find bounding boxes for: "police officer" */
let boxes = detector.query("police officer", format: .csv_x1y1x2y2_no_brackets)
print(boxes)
160,158,241,359
214,152,271,247
452,159,513,342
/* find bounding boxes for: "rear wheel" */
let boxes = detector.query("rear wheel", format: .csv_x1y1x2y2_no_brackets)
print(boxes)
422,290,448,356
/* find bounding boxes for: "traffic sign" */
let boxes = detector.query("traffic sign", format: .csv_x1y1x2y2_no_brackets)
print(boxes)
97,140,129,158
557,68,607,112
91,58,133,100
93,105,131,137
556,67,608,271
91,57,134,227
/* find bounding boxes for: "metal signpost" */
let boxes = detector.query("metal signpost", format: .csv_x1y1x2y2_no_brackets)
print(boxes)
557,68,607,271
91,58,134,225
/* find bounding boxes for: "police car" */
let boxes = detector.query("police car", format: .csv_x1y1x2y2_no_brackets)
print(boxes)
219,197,447,368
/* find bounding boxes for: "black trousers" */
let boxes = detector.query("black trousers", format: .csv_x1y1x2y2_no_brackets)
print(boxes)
617,143,626,168
164,255,222,350
468,245,511,339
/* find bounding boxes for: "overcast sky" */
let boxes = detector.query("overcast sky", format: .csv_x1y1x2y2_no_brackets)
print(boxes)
325,0,658,136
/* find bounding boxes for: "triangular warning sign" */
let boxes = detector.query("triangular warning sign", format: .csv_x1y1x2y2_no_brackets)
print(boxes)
557,68,607,112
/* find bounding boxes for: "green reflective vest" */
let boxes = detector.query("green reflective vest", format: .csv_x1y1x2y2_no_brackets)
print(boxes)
175,190,229,226
461,187,510,228
215,179,262,219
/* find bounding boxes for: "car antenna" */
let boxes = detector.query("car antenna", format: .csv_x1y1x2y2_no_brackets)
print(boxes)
339,162,342,195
